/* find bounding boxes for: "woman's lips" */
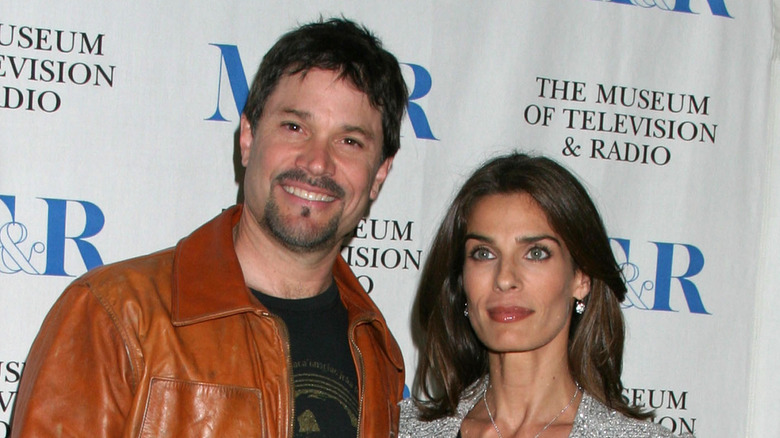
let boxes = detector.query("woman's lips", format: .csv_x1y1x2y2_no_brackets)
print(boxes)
487,306,534,322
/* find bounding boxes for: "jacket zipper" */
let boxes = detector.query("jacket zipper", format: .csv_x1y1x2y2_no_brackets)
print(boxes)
260,310,295,438
349,317,370,438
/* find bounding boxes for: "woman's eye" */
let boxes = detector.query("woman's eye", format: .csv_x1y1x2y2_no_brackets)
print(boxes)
469,247,495,261
526,246,550,261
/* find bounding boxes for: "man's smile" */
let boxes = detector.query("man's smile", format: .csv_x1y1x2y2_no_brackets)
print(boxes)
282,184,337,202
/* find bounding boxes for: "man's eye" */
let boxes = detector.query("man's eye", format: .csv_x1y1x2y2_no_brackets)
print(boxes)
283,122,301,131
343,137,363,148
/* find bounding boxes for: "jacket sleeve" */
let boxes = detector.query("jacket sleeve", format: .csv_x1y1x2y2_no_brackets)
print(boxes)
11,281,136,437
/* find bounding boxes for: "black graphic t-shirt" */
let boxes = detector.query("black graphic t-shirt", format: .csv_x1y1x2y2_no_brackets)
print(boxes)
252,283,359,437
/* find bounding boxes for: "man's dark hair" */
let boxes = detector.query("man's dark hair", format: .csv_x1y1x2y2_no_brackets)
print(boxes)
243,17,408,161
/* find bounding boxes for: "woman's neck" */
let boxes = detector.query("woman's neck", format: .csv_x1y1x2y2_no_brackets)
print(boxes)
480,351,582,436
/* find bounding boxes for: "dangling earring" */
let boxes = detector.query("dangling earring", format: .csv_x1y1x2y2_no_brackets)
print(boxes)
574,298,586,314
464,302,469,317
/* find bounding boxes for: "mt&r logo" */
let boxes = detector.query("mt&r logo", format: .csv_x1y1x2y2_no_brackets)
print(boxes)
592,0,732,18
0,195,104,276
204,44,438,140
611,238,709,314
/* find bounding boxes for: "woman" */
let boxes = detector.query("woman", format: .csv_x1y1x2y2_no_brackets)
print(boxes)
400,153,692,437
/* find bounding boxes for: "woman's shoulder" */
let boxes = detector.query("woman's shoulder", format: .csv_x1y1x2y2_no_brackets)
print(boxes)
398,378,488,438
571,392,695,438
398,398,459,437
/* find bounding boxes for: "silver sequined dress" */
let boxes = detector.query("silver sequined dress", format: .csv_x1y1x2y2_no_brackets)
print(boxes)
399,378,694,438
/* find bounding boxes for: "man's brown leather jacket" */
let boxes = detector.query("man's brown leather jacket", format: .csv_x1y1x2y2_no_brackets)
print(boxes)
11,205,405,437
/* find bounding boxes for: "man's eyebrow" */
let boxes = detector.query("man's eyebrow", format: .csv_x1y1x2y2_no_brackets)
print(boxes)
280,108,311,120
342,124,375,140
278,109,375,140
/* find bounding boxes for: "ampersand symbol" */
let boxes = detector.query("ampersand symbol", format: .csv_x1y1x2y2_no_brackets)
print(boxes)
562,137,581,157
619,262,653,310
0,221,44,274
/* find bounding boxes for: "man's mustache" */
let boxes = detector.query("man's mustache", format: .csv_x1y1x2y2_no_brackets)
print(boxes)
274,169,346,198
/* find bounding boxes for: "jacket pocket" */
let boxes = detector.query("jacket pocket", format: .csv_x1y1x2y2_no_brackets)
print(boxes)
139,377,265,438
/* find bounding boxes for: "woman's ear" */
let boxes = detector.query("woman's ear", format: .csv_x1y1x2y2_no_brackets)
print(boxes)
573,270,591,301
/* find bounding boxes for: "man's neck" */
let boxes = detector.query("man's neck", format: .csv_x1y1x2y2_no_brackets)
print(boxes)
233,212,340,299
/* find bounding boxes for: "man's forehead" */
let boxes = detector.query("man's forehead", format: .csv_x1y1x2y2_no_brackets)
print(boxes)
275,68,377,107
267,72,378,118
287,69,361,93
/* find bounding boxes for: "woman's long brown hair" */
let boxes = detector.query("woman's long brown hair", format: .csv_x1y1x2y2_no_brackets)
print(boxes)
411,152,650,420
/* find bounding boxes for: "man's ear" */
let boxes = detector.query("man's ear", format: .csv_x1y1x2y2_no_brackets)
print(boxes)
369,156,394,200
239,114,254,167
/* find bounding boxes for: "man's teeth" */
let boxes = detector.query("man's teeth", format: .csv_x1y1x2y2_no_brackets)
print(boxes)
283,185,335,202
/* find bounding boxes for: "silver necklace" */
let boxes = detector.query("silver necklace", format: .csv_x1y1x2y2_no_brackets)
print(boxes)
482,382,580,438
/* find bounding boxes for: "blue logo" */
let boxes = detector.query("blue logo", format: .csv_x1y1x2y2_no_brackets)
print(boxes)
401,63,438,140
611,238,710,314
205,44,438,140
592,0,732,18
0,195,104,276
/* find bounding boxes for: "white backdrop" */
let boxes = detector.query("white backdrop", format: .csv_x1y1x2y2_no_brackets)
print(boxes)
1,1,777,436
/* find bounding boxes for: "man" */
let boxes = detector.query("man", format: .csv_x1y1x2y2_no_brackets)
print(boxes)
11,18,408,437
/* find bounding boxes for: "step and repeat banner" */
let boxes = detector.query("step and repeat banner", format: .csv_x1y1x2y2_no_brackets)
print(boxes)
1,1,776,436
